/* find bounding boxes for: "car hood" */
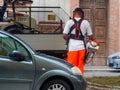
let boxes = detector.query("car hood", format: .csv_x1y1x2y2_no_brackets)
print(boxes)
39,53,71,65
34,53,74,72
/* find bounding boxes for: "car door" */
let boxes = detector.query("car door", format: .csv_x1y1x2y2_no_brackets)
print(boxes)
0,33,35,90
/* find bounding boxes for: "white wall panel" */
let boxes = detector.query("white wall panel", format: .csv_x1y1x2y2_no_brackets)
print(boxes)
32,0,70,23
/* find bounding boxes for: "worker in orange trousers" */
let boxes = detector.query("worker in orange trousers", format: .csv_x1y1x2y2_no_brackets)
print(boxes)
63,8,94,75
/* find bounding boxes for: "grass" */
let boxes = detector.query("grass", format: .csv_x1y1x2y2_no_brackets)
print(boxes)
86,76,120,86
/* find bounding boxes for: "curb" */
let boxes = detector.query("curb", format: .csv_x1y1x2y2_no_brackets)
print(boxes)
87,82,120,90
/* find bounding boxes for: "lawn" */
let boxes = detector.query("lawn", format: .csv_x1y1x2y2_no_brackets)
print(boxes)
86,76,120,86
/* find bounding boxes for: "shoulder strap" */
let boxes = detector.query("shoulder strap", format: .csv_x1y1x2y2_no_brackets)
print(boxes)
73,19,86,48
69,19,82,35
73,18,83,39
66,19,86,49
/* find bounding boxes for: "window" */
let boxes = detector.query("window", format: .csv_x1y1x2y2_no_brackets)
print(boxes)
0,33,31,60
48,14,56,20
112,56,120,59
0,34,15,56
15,41,31,60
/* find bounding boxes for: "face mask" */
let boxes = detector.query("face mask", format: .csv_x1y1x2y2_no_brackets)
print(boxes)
74,17,81,21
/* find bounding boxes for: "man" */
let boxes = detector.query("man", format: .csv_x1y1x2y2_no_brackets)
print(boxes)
63,8,94,75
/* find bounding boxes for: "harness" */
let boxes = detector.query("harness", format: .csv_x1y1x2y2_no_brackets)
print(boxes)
69,19,84,40
68,19,86,48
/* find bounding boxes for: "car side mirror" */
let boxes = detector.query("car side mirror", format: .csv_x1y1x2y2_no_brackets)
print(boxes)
9,50,26,61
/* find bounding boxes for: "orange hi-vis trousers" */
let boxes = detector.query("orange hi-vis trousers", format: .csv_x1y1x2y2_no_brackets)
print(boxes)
67,49,86,75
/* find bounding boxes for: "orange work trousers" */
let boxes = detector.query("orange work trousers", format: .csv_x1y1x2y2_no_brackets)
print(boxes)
67,49,86,75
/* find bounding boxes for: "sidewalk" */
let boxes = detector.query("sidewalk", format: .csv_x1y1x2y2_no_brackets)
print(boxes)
85,66,120,71
84,66,120,77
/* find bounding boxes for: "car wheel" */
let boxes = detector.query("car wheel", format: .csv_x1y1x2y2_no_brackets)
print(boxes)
41,79,71,90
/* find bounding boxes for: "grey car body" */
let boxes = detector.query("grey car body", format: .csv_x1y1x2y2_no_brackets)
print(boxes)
107,52,120,69
0,30,86,90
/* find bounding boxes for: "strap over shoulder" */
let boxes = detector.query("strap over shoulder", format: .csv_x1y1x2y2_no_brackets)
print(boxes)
69,18,83,40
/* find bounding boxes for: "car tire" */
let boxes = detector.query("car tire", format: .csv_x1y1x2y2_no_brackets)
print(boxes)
41,79,71,90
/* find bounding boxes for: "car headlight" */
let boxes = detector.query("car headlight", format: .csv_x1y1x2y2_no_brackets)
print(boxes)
71,66,82,75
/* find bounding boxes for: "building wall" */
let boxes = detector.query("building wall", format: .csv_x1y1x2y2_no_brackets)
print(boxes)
70,0,79,17
107,0,120,55
32,0,70,15
32,0,70,23
119,1,120,51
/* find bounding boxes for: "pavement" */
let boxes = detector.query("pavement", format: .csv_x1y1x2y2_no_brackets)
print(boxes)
84,66,120,77
85,66,120,71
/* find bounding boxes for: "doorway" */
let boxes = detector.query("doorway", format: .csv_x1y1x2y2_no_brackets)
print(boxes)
80,0,108,65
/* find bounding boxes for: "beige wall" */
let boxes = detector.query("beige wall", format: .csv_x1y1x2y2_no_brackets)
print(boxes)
70,0,79,17
119,1,120,52
107,0,120,55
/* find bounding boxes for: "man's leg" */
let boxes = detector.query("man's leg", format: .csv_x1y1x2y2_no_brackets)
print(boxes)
67,51,78,66
78,49,86,75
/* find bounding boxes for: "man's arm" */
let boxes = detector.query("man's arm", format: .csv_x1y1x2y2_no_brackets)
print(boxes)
63,33,68,41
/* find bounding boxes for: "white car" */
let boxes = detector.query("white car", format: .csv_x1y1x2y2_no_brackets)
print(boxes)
107,52,120,69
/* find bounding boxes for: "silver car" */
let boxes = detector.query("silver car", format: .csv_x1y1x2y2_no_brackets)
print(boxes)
107,52,120,69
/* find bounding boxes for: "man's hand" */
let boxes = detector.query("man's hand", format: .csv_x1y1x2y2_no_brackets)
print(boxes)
88,35,95,40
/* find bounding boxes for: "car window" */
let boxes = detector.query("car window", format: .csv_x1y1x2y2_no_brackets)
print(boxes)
0,33,31,60
112,56,120,59
0,34,15,56
15,41,32,60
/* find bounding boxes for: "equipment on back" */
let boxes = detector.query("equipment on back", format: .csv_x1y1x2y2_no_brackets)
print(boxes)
69,19,84,40
66,19,85,49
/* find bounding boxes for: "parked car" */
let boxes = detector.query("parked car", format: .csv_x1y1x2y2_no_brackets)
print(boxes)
0,30,86,90
107,52,120,69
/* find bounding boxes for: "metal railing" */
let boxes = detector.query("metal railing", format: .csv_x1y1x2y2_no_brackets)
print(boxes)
5,6,70,33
